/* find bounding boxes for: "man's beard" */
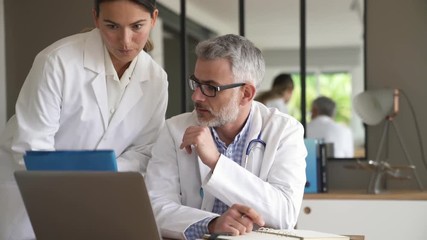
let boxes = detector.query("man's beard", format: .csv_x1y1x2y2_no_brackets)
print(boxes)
196,91,240,127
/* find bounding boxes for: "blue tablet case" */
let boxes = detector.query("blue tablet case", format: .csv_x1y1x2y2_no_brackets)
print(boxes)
24,150,117,171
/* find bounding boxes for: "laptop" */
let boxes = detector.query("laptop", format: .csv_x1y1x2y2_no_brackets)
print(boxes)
24,150,117,171
14,171,161,240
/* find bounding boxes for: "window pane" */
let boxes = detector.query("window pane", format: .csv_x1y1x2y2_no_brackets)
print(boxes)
306,0,365,158
248,0,300,117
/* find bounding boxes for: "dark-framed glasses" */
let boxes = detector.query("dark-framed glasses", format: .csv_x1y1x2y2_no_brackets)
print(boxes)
188,75,245,97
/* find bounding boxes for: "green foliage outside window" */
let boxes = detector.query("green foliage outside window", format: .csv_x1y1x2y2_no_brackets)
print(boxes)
287,72,352,125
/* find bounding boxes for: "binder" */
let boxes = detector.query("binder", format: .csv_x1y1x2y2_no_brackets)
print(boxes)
304,139,328,193
318,143,328,193
304,138,320,193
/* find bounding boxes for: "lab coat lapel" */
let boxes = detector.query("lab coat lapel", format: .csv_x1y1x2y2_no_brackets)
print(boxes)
85,29,109,130
91,76,109,130
244,104,264,174
198,157,211,185
198,156,216,210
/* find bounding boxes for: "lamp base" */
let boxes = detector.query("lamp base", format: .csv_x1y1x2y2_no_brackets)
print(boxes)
345,160,420,194
366,161,416,194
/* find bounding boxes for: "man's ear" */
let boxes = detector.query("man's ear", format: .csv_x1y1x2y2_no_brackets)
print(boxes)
240,84,256,106
311,107,318,119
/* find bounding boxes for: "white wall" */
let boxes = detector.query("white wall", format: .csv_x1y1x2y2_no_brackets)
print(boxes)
0,0,6,129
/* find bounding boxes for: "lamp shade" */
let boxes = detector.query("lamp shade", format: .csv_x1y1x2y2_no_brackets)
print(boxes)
353,88,396,125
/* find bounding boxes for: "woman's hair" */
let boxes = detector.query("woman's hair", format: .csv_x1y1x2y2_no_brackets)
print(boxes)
94,0,156,16
271,73,294,95
255,90,280,104
94,0,157,52
255,73,293,104
195,34,265,87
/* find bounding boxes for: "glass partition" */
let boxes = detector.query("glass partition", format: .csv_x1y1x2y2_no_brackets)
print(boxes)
157,0,366,159
306,0,365,158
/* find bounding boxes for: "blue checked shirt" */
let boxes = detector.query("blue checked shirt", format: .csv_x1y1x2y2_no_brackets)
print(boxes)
184,116,252,240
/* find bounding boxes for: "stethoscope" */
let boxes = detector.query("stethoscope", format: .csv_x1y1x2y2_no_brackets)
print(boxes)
243,110,276,169
243,131,266,169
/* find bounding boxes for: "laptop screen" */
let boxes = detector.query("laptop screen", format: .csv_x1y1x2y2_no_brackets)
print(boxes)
24,150,117,171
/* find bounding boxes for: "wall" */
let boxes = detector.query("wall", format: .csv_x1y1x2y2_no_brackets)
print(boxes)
0,0,5,128
366,0,427,189
4,0,93,118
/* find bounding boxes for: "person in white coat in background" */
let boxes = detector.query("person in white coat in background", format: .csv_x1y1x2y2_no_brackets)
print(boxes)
255,73,294,114
0,0,167,239
306,96,354,158
145,34,307,240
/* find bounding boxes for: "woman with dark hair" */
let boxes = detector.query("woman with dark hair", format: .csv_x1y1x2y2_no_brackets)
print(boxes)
255,73,294,114
0,1,167,239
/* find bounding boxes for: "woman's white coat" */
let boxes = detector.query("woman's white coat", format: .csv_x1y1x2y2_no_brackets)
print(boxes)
0,29,168,239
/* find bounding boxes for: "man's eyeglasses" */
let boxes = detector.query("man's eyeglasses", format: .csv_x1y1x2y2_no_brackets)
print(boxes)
188,75,245,97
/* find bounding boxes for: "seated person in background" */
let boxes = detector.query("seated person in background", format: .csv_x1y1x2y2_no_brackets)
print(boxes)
145,34,307,240
255,73,294,114
306,96,354,158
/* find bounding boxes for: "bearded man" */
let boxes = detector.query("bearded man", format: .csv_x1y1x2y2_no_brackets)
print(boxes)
145,34,307,240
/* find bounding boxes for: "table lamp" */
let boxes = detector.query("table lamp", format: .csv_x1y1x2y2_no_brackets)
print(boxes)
353,88,398,125
353,88,424,193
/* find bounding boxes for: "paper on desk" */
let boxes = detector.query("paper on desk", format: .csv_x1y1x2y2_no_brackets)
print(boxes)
203,228,350,240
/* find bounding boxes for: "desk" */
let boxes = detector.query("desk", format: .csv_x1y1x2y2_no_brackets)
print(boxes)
345,235,364,240
298,191,427,240
303,190,427,200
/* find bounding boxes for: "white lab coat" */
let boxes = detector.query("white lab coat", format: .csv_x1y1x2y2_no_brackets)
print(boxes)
306,116,354,158
0,28,168,240
264,98,289,114
145,102,307,240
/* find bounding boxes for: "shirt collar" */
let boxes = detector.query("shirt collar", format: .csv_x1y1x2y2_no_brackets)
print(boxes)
103,46,138,82
211,110,253,147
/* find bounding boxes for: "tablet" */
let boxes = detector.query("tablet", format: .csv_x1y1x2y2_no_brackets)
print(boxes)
24,150,117,171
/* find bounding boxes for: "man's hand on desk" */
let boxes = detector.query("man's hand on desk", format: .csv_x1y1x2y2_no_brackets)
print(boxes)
207,204,265,236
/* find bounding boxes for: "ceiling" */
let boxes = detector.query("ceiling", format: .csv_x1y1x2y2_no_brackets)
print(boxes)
156,0,364,50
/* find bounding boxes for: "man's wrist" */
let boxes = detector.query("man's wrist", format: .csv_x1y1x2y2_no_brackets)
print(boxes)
210,152,221,170
208,216,219,233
